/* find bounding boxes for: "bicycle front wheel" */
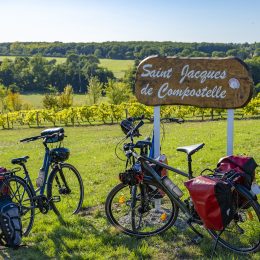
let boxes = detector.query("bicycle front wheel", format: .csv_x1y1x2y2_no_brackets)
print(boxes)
47,163,84,217
1,176,35,236
105,180,179,237
207,187,260,254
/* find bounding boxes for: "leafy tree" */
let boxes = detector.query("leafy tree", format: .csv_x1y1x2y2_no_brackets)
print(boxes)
123,64,137,92
0,84,7,112
87,77,103,104
94,48,102,58
212,51,226,57
245,57,260,85
106,80,132,104
0,58,14,87
58,85,73,109
42,94,59,110
253,48,260,57
226,49,238,57
5,91,23,111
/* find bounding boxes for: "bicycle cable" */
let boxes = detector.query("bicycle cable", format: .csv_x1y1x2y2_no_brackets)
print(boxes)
114,136,128,162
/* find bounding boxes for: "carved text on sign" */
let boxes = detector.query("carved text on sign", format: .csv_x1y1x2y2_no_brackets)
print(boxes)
135,56,253,108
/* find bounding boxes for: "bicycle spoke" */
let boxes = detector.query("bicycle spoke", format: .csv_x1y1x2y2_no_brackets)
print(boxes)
106,181,178,237
48,164,83,216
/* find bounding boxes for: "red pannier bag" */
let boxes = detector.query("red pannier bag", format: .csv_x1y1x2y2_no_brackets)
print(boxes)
0,167,9,195
215,156,258,189
184,176,234,230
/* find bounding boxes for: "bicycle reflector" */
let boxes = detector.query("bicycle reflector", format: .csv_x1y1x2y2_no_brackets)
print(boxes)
119,196,125,204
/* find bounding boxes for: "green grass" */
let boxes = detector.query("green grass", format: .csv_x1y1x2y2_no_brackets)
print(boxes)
0,56,134,79
21,94,109,108
99,59,134,78
0,120,259,259
21,93,90,108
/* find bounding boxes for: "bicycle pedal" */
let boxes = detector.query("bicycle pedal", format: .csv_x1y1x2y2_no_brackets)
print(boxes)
51,196,61,203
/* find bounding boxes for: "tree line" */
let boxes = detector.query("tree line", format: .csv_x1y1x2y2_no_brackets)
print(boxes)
0,41,260,94
0,54,115,93
1,41,260,60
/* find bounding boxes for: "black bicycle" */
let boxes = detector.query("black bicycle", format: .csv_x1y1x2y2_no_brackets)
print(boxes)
105,117,260,254
1,127,84,236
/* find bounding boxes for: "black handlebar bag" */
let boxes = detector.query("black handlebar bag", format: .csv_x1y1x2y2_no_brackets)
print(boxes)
185,176,235,231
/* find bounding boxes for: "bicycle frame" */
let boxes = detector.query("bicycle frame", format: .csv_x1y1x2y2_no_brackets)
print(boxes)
136,152,195,219
19,143,55,197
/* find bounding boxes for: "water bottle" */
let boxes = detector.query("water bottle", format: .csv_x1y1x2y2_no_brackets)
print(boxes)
162,176,183,197
36,168,45,187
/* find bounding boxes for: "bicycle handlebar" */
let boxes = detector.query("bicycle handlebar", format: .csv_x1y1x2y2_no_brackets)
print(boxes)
126,120,144,138
20,135,42,143
20,132,65,143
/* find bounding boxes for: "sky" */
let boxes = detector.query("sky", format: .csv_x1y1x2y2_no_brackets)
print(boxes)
0,0,260,43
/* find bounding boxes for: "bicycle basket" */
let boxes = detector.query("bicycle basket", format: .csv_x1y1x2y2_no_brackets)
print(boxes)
50,147,70,162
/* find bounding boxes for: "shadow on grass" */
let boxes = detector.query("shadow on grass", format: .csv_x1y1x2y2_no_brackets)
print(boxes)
0,207,256,259
0,245,51,260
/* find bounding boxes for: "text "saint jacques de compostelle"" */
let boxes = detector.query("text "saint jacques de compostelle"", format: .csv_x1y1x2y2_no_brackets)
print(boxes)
140,64,227,100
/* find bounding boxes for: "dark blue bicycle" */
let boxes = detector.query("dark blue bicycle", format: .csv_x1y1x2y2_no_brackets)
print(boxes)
2,127,84,236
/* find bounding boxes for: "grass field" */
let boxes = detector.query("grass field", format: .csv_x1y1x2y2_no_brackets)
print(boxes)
0,56,134,79
21,93,89,108
21,93,109,108
0,120,259,259
99,59,134,78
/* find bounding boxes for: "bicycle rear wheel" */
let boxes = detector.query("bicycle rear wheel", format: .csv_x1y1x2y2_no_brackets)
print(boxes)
1,176,35,236
47,163,84,217
105,179,179,237
207,187,260,254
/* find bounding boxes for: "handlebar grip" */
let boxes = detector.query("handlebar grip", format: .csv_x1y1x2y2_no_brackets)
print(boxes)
126,120,144,138
133,120,144,134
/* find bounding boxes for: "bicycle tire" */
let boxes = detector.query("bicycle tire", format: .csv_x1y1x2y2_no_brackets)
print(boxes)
105,179,179,237
47,163,84,217
207,187,260,254
1,175,35,236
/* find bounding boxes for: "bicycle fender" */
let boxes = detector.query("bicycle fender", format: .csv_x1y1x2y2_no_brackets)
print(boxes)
235,184,257,201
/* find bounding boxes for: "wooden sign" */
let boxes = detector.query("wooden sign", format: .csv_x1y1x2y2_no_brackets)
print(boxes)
135,56,254,108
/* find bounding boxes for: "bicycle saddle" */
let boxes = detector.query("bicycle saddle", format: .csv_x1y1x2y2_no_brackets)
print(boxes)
11,156,30,165
176,143,205,156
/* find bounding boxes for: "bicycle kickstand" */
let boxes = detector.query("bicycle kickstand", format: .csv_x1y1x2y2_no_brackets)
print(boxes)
187,219,203,244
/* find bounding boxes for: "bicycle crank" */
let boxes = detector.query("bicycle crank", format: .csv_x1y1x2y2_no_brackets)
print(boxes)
33,195,50,214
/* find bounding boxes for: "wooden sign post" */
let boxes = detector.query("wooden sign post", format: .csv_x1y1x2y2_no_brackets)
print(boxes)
135,56,254,158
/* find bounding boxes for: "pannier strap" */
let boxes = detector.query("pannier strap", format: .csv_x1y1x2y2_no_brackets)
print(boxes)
176,143,205,156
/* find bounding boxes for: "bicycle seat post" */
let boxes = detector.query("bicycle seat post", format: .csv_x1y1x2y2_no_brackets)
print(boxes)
19,162,29,176
187,154,193,179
